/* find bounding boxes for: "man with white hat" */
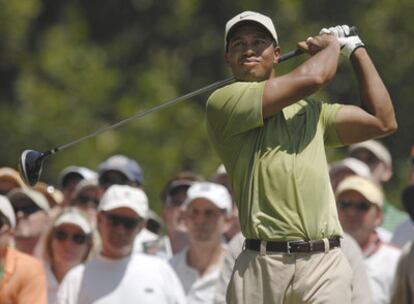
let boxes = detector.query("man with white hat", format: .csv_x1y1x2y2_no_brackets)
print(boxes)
57,185,186,304
336,175,400,304
206,9,396,304
0,167,26,195
0,195,47,303
7,187,50,255
170,181,232,304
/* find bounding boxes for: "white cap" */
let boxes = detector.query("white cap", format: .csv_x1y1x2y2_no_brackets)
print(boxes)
72,179,99,199
225,11,278,48
8,188,50,212
329,157,371,178
184,182,232,215
349,140,392,166
58,166,98,189
0,195,16,228
54,209,92,234
335,175,384,207
98,185,148,218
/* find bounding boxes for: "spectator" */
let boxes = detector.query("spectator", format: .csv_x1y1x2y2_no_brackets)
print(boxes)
58,166,98,206
97,154,143,190
34,182,64,209
69,179,102,227
8,187,50,256
170,182,232,304
0,195,47,303
391,184,414,247
0,167,25,195
57,185,186,304
336,175,400,304
41,207,95,304
161,171,203,256
211,164,240,242
329,157,371,192
349,140,407,236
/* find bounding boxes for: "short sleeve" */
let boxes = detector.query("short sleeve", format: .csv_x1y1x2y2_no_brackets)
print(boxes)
206,81,265,141
320,102,343,147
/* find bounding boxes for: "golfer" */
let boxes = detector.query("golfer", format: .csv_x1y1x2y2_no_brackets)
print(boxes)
206,11,397,303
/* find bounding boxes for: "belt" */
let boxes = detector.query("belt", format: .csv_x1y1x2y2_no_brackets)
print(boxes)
245,237,341,254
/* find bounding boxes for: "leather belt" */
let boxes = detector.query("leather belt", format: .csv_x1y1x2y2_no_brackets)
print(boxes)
245,237,341,254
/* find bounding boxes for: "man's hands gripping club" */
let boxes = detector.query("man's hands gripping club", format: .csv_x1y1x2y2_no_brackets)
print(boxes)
320,25,364,58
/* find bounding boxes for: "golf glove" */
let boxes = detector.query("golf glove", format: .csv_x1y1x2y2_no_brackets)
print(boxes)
320,25,364,58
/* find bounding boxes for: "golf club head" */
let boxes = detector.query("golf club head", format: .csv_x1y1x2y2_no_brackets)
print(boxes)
18,150,46,187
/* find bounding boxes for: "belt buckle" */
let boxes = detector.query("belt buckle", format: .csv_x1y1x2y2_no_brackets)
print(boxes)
286,240,302,254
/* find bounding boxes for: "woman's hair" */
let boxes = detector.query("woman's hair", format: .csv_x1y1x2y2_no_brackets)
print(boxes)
41,207,97,264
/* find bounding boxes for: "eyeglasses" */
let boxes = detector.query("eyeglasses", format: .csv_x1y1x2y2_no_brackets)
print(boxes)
0,216,9,230
103,213,142,230
75,195,100,207
53,230,89,245
337,200,373,212
12,203,42,215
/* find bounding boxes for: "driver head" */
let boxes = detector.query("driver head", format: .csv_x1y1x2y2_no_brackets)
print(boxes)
19,150,45,187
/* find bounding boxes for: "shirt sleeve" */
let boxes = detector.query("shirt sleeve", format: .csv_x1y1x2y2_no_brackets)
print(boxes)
19,258,47,304
320,102,343,147
206,81,265,141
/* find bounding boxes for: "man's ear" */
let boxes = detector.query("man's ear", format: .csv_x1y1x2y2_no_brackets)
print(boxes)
273,46,281,64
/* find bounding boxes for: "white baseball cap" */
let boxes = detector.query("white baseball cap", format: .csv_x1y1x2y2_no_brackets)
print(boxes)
225,11,278,48
98,185,148,218
184,182,232,215
54,208,92,234
329,157,371,178
8,188,50,213
335,175,384,207
0,195,16,228
349,140,392,166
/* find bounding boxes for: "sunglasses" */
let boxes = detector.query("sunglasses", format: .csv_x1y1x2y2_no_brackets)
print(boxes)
104,213,142,230
12,203,42,215
75,195,100,207
99,173,129,188
53,230,89,245
337,200,373,212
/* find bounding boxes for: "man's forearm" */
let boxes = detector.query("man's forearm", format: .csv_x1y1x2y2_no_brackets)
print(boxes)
351,48,398,135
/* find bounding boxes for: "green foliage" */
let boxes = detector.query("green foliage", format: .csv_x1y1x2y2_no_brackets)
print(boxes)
0,0,412,212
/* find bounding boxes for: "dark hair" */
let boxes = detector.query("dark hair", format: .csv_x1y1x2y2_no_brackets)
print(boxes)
160,171,204,204
402,184,414,221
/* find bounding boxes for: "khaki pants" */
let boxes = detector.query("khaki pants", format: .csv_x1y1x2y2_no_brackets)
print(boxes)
226,247,352,304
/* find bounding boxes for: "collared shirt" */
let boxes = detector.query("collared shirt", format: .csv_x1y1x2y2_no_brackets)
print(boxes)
0,247,47,304
206,81,343,241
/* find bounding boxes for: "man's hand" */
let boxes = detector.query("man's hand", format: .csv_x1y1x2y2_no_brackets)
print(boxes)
320,25,364,58
297,33,340,56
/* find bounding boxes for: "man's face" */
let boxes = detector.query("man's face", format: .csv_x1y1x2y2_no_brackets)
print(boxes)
225,23,280,82
12,197,48,238
351,149,391,183
98,207,144,258
0,179,20,196
162,186,189,233
0,215,13,251
99,171,131,190
337,190,382,247
185,198,228,245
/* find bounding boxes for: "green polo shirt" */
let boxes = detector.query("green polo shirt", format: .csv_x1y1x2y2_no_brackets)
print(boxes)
206,81,344,241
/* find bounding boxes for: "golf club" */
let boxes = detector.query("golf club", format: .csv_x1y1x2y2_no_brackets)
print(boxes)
19,27,358,187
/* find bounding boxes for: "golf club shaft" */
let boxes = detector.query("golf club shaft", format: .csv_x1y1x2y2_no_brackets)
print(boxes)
45,48,305,156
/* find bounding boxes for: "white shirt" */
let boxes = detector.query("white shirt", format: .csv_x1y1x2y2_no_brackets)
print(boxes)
45,262,59,304
57,252,187,304
170,248,223,304
365,242,401,304
133,228,172,259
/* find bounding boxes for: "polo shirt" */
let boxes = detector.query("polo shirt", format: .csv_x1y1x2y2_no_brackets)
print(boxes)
206,81,343,241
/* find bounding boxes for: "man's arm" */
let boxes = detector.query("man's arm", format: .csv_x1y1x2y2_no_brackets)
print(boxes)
335,48,397,144
262,34,340,118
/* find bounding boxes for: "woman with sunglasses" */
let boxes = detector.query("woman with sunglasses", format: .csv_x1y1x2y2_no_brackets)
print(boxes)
40,207,95,304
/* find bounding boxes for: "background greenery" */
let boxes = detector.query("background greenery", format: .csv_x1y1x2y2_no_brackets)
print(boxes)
1,0,413,212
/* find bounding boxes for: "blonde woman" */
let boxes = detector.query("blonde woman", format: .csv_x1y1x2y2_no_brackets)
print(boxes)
41,207,95,304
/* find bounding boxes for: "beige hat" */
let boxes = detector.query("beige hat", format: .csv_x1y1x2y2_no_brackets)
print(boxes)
225,11,278,48
349,140,392,166
0,167,26,188
329,157,371,178
98,185,148,218
8,188,50,212
184,182,232,215
54,209,92,234
0,195,16,228
335,175,384,207
34,182,64,206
